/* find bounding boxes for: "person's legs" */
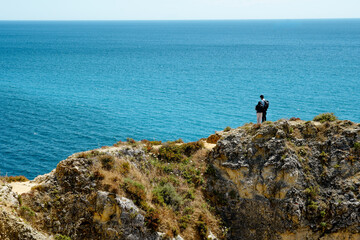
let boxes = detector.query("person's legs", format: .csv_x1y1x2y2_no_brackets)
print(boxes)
257,112,263,124
262,111,267,122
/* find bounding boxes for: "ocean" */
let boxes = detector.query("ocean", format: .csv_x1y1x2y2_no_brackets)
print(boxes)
0,20,359,179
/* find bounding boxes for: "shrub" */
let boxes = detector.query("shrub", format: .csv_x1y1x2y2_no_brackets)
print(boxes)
354,142,360,155
145,207,160,231
182,166,203,186
206,134,220,144
179,214,191,230
158,141,204,162
313,113,338,123
184,189,195,200
150,140,162,145
320,210,326,218
0,175,28,183
307,201,318,211
152,183,183,210
196,215,208,240
205,164,217,177
91,170,105,181
76,151,100,159
55,234,72,240
122,178,146,205
31,185,46,192
173,138,184,143
127,138,136,144
319,152,329,164
158,144,184,162
119,162,130,174
19,206,35,221
182,141,204,157
224,126,231,132
253,123,261,129
304,186,319,200
320,222,327,228
99,154,115,170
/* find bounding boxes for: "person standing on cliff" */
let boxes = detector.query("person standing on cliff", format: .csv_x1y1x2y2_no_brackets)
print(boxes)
260,95,269,122
255,101,263,124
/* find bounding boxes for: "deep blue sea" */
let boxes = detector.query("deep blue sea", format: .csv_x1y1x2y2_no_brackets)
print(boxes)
1,20,359,179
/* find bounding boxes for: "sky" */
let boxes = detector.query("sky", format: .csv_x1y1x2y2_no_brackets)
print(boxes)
0,0,359,20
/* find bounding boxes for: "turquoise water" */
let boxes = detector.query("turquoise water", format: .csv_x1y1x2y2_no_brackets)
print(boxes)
0,20,359,179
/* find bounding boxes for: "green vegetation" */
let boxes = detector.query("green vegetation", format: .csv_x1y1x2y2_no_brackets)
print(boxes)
307,201,318,211
122,178,146,205
172,138,184,143
224,126,231,132
119,161,130,174
319,151,329,164
313,113,338,123
354,142,360,155
304,186,319,200
99,154,115,170
89,138,220,239
55,234,72,240
320,210,326,218
31,184,46,192
19,206,35,221
0,175,28,183
144,207,160,231
152,183,183,210
179,214,191,230
181,165,203,186
127,138,136,144
196,215,208,240
157,141,204,162
76,150,101,159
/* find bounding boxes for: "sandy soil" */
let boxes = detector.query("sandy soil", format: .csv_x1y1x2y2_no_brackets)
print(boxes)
203,142,216,150
10,181,37,195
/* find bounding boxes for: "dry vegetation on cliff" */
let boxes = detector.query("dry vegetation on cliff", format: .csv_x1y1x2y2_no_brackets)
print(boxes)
0,114,359,240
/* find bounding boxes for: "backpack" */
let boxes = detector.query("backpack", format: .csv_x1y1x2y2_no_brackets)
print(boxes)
263,100,269,111
255,102,264,112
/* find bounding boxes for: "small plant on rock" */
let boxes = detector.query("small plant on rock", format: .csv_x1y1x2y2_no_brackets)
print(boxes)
122,178,146,205
119,161,130,174
99,154,115,170
152,183,183,210
55,234,72,240
145,207,160,231
0,175,28,183
223,126,231,132
353,142,360,156
196,215,208,240
319,151,329,164
313,113,338,123
304,186,319,200
19,206,35,222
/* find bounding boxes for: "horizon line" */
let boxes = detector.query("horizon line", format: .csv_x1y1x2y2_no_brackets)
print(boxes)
0,17,359,22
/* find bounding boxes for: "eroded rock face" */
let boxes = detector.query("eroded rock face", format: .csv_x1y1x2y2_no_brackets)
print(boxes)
2,119,359,240
205,120,360,239
21,155,160,240
0,184,49,240
0,210,49,240
0,184,19,207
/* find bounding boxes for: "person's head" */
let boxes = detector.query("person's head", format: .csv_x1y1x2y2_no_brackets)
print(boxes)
260,95,264,100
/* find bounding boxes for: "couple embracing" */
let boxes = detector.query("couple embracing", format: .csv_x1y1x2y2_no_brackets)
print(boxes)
255,95,269,124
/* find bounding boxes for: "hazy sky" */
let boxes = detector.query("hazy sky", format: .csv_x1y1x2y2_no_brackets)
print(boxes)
0,0,359,20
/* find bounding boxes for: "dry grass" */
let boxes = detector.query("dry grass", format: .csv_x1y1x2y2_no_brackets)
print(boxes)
89,142,222,240
0,175,29,183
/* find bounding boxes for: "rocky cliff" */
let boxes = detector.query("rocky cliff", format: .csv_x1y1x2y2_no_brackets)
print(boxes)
206,119,360,239
0,115,359,240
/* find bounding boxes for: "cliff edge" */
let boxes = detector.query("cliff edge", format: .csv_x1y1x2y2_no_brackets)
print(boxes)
0,115,359,240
